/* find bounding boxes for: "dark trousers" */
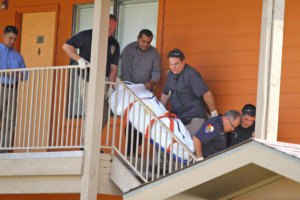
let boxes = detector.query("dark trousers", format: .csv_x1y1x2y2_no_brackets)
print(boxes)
0,84,17,152
125,123,143,156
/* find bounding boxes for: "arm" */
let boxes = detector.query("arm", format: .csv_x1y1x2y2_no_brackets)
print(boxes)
203,90,217,114
62,43,81,62
160,93,170,107
108,64,118,82
150,51,161,84
193,136,203,158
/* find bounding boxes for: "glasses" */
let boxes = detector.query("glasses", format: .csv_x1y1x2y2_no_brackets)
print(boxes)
228,118,238,130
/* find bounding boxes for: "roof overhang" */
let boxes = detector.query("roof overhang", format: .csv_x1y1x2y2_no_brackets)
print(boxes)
123,139,300,200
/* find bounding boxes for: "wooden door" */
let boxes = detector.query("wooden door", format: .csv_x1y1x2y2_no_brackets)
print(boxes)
15,11,56,151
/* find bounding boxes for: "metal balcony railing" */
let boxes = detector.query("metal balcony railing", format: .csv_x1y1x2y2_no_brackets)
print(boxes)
102,78,197,182
0,66,85,152
0,66,197,182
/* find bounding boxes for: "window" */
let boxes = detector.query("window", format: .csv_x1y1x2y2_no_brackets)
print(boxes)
68,0,159,118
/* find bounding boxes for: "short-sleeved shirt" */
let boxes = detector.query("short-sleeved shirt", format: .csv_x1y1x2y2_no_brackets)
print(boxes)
66,29,120,81
227,123,255,148
119,41,161,84
162,64,209,119
0,43,26,84
194,115,226,158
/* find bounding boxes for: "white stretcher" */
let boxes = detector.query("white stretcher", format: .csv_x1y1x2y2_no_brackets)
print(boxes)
109,82,195,162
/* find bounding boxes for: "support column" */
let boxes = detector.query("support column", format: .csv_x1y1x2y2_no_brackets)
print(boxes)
255,0,285,141
80,0,110,199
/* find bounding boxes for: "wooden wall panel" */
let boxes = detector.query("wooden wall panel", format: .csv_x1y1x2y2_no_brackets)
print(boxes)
279,1,300,145
157,0,300,144
164,0,260,12
157,0,262,116
163,21,261,41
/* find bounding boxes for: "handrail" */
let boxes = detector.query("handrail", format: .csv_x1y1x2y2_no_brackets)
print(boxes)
0,65,196,183
0,66,86,152
103,78,197,182
119,78,196,158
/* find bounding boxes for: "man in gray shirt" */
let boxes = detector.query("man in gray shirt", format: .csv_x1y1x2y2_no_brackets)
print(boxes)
120,29,161,156
120,29,161,90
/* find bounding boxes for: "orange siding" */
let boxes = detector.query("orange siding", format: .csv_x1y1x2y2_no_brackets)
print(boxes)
278,0,300,143
0,0,298,160
157,0,262,114
156,0,300,144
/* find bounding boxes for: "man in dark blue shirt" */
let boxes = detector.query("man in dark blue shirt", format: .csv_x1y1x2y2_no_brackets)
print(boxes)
193,110,241,160
227,104,256,148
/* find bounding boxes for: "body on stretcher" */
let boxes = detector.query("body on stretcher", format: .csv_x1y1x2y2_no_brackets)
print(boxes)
109,82,195,162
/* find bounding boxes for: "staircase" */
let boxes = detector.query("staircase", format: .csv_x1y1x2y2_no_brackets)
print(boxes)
101,79,197,192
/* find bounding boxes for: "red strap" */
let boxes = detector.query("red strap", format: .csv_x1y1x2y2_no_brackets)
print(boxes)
123,97,149,130
145,112,178,140
123,99,179,154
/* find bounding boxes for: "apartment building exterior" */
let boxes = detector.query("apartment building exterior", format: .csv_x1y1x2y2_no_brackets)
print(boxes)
0,0,299,199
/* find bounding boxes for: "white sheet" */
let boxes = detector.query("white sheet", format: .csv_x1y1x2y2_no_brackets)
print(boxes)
109,82,194,162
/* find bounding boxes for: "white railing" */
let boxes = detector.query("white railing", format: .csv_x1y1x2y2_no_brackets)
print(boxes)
102,78,197,182
0,66,86,152
0,66,197,182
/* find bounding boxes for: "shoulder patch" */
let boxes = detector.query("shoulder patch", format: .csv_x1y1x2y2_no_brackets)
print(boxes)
204,124,214,134
110,45,115,55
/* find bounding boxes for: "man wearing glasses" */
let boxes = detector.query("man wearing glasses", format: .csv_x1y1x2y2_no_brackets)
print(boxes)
0,25,27,152
193,110,241,160
227,104,256,148
160,48,218,138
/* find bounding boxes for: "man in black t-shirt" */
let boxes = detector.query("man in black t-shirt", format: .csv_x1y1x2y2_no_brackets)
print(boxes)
62,14,120,82
227,104,256,148
62,14,120,141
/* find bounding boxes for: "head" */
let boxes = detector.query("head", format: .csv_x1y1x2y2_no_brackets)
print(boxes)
167,48,186,75
222,110,241,133
241,104,256,128
137,29,153,51
108,14,117,37
2,25,18,49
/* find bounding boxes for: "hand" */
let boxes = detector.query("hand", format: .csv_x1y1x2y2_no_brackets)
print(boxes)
145,80,154,90
105,86,113,100
77,58,89,69
196,157,204,162
210,110,218,118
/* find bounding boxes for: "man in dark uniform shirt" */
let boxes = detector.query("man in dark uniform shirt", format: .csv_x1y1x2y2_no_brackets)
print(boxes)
62,14,120,141
227,104,256,148
193,110,241,160
160,48,218,138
